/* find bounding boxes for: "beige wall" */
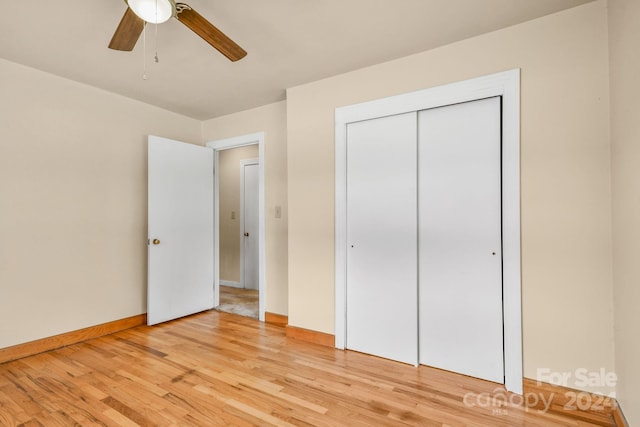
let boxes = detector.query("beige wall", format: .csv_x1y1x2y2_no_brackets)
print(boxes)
609,0,640,423
286,1,615,393
0,58,201,349
218,145,259,283
202,101,288,316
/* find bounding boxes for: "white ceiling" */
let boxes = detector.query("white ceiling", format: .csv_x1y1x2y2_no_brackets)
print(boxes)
0,0,593,120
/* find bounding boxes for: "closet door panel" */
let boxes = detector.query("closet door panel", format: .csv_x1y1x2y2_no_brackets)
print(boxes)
418,97,504,383
346,112,418,365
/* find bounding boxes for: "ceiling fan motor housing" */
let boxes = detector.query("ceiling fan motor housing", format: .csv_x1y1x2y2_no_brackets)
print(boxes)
126,0,177,24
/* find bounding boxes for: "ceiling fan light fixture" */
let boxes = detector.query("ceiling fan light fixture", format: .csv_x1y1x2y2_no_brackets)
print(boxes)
127,0,175,24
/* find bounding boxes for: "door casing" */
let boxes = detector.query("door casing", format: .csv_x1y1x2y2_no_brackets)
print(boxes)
334,69,522,394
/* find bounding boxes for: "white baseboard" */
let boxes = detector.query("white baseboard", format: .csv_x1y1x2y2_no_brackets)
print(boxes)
220,280,243,289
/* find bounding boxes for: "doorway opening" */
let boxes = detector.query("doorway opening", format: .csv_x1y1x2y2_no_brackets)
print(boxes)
216,148,259,318
206,133,266,321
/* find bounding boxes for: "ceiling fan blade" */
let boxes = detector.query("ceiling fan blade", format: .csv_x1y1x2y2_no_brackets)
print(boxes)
176,4,247,62
109,7,145,51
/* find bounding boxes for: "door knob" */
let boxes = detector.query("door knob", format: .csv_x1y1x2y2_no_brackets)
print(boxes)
153,239,161,245
244,232,249,237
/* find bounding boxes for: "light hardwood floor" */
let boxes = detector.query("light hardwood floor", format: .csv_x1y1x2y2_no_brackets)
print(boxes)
0,311,615,426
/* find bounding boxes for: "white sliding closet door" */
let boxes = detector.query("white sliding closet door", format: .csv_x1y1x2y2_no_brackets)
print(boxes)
418,97,504,383
346,113,418,365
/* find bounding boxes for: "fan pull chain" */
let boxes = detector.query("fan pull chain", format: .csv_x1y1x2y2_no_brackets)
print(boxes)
155,23,159,63
154,0,160,63
142,22,148,80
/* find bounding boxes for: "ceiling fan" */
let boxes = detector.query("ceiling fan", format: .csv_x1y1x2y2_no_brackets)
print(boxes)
109,0,247,62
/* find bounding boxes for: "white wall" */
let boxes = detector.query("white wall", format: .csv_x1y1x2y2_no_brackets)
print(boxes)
0,58,202,349
202,101,288,316
286,1,615,394
608,0,640,423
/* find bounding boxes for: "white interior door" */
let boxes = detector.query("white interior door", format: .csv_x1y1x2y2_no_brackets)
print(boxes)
346,112,418,365
241,162,259,290
148,136,214,325
418,97,504,383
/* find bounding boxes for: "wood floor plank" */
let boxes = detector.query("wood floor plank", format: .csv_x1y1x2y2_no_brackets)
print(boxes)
0,390,32,426
0,310,616,426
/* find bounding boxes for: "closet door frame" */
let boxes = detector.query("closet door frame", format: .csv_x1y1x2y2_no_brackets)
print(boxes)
334,69,522,394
